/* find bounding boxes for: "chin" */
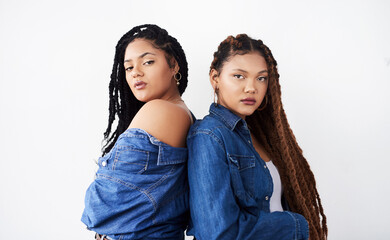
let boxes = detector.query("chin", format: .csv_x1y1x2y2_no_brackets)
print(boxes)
241,107,257,117
133,94,149,103
243,111,256,117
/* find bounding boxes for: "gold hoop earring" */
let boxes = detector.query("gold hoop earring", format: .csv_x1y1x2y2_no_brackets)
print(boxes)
257,95,268,111
214,87,219,106
174,72,182,85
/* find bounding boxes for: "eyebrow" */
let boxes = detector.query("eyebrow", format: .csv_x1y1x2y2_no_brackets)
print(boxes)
124,52,156,63
233,69,268,74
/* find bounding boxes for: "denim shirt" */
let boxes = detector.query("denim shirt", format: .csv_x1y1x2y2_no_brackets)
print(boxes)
82,128,189,240
187,104,309,240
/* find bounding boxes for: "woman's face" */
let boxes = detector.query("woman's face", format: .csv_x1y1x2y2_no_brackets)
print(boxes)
124,39,177,102
210,52,268,119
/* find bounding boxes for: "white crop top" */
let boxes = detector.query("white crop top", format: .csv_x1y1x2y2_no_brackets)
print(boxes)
265,160,284,212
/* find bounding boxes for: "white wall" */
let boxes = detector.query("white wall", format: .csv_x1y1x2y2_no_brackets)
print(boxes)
0,0,389,239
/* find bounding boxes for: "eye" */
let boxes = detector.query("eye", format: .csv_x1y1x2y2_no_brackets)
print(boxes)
125,66,133,71
257,76,268,82
233,74,244,79
144,60,154,65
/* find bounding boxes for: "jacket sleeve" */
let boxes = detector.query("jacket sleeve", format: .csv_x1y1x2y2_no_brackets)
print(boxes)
187,131,309,240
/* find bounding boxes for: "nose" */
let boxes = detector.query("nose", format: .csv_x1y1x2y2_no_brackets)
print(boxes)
131,65,143,78
244,79,257,94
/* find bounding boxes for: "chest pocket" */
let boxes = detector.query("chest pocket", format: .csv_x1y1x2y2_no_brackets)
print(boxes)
228,154,256,200
112,146,150,174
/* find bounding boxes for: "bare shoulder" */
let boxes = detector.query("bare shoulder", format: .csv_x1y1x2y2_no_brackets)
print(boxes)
129,99,191,147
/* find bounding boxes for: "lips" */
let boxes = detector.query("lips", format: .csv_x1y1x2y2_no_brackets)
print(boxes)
241,98,256,105
134,81,146,90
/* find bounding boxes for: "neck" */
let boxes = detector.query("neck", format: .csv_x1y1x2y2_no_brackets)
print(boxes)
166,96,184,104
160,84,183,104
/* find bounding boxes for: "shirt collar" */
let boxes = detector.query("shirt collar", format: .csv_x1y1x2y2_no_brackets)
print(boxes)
209,103,247,131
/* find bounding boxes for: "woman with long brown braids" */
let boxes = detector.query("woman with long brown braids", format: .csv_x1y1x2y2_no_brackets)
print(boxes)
187,34,327,240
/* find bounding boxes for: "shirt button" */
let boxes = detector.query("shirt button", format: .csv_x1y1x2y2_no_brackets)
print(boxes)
102,161,107,167
264,165,267,168
248,140,251,144
265,196,269,201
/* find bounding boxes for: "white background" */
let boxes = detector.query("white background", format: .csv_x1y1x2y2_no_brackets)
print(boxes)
0,0,389,239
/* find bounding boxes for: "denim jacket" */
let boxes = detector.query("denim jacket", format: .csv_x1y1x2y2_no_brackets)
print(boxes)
187,104,309,240
82,128,189,240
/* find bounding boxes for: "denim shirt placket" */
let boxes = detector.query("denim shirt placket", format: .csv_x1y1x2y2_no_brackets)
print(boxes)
234,121,274,212
211,104,275,213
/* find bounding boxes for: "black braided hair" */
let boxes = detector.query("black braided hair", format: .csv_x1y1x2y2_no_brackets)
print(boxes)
102,24,189,156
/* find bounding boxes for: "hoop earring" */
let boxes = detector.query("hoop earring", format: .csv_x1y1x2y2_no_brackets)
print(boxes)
174,72,182,86
213,87,219,106
257,95,268,111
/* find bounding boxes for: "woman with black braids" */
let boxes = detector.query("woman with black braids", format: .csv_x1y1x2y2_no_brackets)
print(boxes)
187,34,327,240
82,24,194,240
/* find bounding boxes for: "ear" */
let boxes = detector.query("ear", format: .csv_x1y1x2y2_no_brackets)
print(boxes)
209,69,219,90
172,59,179,74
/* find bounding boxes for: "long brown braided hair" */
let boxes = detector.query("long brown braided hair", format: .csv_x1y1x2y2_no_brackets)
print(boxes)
210,34,327,239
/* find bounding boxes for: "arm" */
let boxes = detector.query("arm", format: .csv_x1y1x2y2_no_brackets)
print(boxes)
187,131,309,240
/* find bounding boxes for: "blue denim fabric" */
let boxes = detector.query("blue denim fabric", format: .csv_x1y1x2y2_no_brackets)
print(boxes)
82,128,189,240
187,104,309,240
